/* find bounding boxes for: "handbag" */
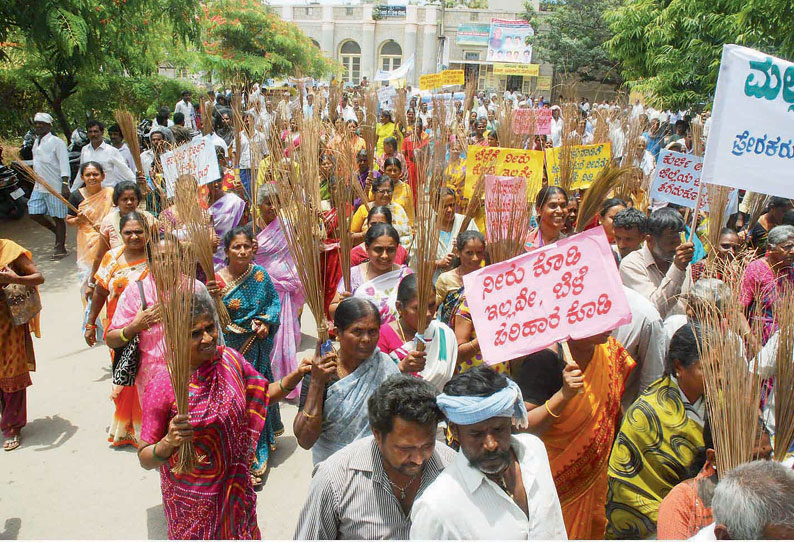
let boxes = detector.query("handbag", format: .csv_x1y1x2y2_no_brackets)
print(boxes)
111,280,146,387
2,282,42,326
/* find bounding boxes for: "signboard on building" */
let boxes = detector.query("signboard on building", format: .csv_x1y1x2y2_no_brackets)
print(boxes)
493,63,539,77
373,5,406,18
456,23,491,46
536,75,552,91
487,19,534,64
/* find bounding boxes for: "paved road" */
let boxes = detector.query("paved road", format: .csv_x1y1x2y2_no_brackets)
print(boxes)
1,217,315,540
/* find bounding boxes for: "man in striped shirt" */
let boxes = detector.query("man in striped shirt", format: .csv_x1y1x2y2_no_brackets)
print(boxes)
294,375,455,540
411,367,568,540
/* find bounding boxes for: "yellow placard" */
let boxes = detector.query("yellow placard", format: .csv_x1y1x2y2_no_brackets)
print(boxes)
536,75,552,91
545,143,612,190
442,69,464,86
464,146,546,201
492,63,540,77
419,73,443,91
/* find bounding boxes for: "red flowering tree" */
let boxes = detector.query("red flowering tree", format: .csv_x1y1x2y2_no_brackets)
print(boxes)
199,0,338,85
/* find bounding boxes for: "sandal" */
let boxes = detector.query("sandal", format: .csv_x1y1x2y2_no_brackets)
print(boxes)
4,435,20,451
51,250,69,261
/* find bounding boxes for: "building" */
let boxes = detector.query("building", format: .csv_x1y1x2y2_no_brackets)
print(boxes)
268,1,559,97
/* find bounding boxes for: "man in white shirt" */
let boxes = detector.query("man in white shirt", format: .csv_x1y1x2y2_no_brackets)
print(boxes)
72,120,135,189
632,135,657,178
107,124,137,173
411,367,568,540
174,90,197,131
550,105,564,147
302,93,315,119
232,112,268,195
28,112,71,259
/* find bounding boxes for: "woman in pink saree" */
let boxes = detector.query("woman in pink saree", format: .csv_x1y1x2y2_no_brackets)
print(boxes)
253,184,305,399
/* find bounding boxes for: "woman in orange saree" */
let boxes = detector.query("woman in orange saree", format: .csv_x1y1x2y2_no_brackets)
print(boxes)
513,332,635,539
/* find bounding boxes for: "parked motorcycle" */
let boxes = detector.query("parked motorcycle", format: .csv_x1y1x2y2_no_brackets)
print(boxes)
0,143,28,220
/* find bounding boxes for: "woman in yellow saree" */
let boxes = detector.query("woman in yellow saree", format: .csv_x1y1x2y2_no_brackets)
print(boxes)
513,332,635,539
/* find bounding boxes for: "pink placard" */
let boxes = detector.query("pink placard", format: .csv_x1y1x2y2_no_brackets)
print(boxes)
462,227,631,364
512,108,552,135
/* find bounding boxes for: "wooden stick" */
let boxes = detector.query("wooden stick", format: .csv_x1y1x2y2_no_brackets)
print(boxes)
688,182,704,243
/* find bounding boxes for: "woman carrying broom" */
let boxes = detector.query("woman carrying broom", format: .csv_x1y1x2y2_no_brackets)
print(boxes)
215,225,283,485
137,292,309,539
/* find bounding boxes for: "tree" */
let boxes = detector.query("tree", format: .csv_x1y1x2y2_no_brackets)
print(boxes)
607,0,794,110
523,0,623,86
0,0,200,137
198,0,338,85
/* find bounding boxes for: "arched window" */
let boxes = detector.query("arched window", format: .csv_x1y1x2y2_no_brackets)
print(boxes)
339,40,361,84
379,40,402,72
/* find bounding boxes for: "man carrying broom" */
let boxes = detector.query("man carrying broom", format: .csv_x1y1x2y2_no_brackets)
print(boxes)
28,112,71,260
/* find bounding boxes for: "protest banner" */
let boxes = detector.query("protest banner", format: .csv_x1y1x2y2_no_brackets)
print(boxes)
512,108,552,135
487,18,534,64
702,44,794,200
651,150,739,212
377,85,397,108
536,75,552,91
464,146,545,200
545,142,611,190
456,23,491,46
493,63,540,77
442,69,465,86
484,175,526,243
161,135,221,197
419,73,443,91
374,54,414,82
462,227,632,365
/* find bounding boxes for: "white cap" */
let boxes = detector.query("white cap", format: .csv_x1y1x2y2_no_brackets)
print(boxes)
34,112,53,124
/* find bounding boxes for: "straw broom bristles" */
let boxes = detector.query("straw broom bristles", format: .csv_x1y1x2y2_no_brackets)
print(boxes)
592,109,610,145
329,84,342,124
172,174,231,330
460,167,489,231
330,131,356,292
201,97,214,136
463,77,476,119
485,178,532,264
395,89,407,129
744,194,769,244
693,261,765,476
269,116,330,342
363,89,378,173
496,100,524,150
575,164,631,233
114,109,143,174
231,93,244,169
147,226,199,474
706,183,733,257
773,285,794,460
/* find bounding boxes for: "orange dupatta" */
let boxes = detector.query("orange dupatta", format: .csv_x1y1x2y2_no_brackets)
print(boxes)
76,187,114,268
541,337,635,539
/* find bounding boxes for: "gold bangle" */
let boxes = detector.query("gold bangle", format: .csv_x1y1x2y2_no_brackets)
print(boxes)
119,327,130,343
545,400,561,418
301,409,320,420
278,378,295,393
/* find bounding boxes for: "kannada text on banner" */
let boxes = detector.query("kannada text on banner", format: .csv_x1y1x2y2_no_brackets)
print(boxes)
702,44,794,200
545,142,611,190
161,134,221,197
462,227,632,365
484,175,527,244
420,69,465,90
464,146,545,200
650,150,738,212
512,108,552,135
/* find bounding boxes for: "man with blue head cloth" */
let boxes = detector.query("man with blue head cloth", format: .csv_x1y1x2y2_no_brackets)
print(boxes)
410,366,568,540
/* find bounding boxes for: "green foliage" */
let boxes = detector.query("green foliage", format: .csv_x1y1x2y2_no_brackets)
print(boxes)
198,0,339,84
607,0,794,110
523,0,623,85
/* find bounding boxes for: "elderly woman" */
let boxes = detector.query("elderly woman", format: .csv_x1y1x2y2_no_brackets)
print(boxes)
330,224,412,325
66,162,115,305
294,298,400,465
216,225,281,484
748,197,793,253
254,185,305,398
137,292,309,539
740,224,794,344
350,176,412,250
605,323,706,539
0,239,44,451
85,212,151,447
526,186,569,251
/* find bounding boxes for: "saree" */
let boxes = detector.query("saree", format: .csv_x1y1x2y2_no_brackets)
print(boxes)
255,219,305,399
140,347,268,540
0,240,37,395
219,264,281,474
95,245,149,446
605,375,706,539
740,257,794,344
541,337,635,540
312,348,399,464
76,187,115,283
453,296,510,375
347,265,413,324
209,193,246,269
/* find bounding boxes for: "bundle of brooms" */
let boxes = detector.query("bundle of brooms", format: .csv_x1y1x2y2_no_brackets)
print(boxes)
147,224,200,474
575,164,631,233
362,89,379,173
172,174,231,330
692,261,765,476
268,115,330,342
201,97,214,136
330,128,357,292
114,109,144,177
773,285,794,460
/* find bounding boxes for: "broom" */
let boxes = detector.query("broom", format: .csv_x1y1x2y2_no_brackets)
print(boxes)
460,167,489,232
201,97,214,136
484,176,532,264
172,174,231,330
395,89,407,130
147,226,200,474
575,164,631,233
230,92,244,170
330,130,356,293
773,285,794,460
362,89,378,173
114,109,144,175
